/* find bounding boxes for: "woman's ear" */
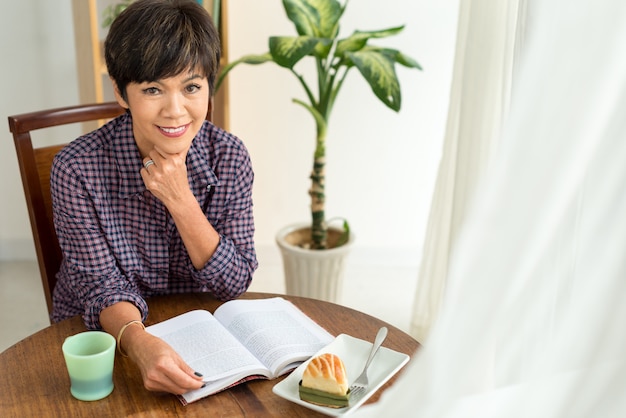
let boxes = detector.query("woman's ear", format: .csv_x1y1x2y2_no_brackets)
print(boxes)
110,78,130,110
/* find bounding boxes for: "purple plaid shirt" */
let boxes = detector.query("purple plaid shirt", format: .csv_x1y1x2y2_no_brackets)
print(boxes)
50,113,257,329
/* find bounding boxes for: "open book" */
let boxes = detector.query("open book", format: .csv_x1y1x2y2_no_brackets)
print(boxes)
146,297,334,404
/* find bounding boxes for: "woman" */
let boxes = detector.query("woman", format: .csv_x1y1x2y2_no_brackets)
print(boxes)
50,0,257,394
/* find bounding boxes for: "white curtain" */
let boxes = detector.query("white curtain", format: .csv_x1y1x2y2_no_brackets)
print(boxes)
356,0,626,416
410,0,527,342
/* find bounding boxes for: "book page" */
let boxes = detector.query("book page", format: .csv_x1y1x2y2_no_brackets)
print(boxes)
146,310,269,382
214,297,334,377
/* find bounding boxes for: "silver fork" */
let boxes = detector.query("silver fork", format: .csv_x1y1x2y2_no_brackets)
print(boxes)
349,326,388,398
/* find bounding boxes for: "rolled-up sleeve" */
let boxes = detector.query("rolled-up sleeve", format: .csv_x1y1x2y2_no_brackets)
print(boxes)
190,134,257,300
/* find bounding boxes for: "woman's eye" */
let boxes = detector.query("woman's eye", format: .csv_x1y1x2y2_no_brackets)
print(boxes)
143,87,160,95
186,84,202,93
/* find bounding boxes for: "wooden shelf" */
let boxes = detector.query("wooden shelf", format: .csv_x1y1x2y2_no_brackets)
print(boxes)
71,0,229,130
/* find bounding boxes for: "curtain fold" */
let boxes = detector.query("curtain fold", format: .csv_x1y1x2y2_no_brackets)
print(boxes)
355,0,626,416
410,0,525,342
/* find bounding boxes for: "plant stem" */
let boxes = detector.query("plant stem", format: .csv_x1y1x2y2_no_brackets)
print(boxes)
310,126,327,249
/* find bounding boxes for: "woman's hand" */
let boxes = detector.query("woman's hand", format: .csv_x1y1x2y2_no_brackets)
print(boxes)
140,146,220,270
101,302,203,395
127,329,205,395
141,147,195,209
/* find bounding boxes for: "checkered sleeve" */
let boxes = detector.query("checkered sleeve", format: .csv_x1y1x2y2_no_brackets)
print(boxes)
190,132,258,300
50,154,148,329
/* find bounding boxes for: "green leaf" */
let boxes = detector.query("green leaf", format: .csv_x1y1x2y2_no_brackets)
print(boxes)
336,219,350,247
347,49,401,111
335,26,405,56
312,38,334,59
269,36,321,68
282,0,317,36
335,34,368,56
380,48,423,70
282,0,344,38
216,53,273,91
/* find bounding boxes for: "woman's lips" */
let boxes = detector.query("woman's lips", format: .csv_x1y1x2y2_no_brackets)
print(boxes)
158,124,190,137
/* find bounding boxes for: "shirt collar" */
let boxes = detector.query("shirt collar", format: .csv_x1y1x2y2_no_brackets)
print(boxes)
111,114,219,198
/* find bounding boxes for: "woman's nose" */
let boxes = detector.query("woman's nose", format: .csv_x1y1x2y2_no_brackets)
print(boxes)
163,94,186,118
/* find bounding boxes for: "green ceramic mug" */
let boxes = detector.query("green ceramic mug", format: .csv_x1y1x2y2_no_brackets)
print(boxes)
62,331,116,401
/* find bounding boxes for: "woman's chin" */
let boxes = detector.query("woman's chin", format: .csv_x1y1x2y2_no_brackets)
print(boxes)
153,138,193,156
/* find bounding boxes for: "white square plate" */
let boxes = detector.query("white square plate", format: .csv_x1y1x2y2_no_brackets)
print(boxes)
272,333,410,416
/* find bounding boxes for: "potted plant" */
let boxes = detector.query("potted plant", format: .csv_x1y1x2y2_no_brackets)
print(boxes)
217,0,421,301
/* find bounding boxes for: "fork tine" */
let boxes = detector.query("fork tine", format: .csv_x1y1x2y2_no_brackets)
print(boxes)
348,327,388,401
350,386,365,397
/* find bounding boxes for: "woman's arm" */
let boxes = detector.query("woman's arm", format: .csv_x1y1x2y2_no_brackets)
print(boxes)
100,302,204,394
141,134,257,300
51,150,149,328
141,147,219,270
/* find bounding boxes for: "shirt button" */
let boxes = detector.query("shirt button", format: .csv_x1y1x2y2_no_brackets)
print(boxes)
206,185,212,192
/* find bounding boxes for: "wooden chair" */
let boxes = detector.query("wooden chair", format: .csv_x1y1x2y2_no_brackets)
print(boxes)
8,102,125,315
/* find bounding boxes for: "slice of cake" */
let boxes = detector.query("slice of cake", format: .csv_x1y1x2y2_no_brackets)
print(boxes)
299,353,350,408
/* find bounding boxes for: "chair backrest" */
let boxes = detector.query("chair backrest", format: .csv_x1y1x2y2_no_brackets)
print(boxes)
8,99,215,316
8,102,125,315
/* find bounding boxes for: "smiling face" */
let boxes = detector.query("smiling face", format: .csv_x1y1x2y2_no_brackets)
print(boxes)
113,69,210,158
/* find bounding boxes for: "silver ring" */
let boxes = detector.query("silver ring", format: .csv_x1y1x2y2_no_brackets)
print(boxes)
143,160,155,169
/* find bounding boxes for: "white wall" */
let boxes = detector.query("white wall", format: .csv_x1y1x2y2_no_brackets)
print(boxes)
0,1,79,259
0,1,459,285
226,0,459,273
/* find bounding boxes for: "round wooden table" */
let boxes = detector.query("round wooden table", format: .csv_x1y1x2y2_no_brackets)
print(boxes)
0,292,419,417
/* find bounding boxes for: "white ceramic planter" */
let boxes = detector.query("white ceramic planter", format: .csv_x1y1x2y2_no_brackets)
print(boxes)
275,223,355,303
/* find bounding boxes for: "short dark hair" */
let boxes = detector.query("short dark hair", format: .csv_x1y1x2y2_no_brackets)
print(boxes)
104,0,221,100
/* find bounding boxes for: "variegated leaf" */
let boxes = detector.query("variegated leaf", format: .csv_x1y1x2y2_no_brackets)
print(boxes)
270,36,320,68
216,53,273,90
283,0,343,38
335,26,405,56
347,49,401,111
394,51,423,70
